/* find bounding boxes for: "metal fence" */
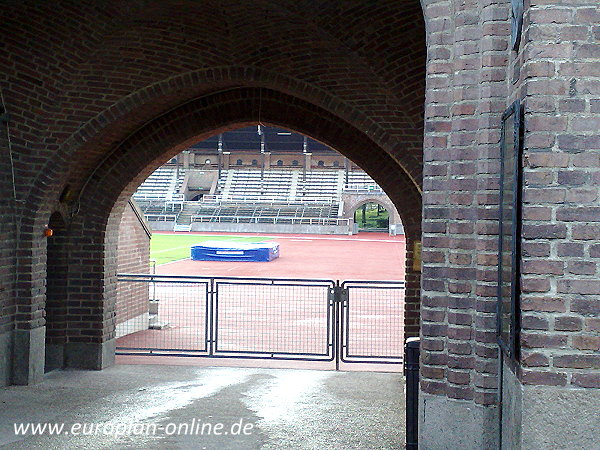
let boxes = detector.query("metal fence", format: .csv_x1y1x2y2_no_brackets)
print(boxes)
115,274,404,365
340,280,405,364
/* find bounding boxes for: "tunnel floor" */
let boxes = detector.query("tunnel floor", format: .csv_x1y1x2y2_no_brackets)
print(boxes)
0,365,405,449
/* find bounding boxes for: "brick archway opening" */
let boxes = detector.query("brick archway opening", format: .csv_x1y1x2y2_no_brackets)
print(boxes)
40,87,422,370
342,196,403,231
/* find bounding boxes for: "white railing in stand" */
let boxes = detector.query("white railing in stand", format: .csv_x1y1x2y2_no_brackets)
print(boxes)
194,195,337,205
142,196,342,206
190,215,351,226
144,214,178,222
342,184,384,194
133,193,171,201
169,193,185,202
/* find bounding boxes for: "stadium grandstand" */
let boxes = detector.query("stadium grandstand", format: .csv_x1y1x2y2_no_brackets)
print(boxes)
133,126,403,235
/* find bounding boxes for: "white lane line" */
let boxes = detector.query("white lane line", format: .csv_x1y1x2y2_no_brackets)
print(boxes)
157,258,191,266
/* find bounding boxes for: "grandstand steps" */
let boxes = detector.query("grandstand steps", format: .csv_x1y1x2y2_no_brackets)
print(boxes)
220,170,234,199
134,166,388,235
167,170,178,197
288,170,300,201
176,203,196,225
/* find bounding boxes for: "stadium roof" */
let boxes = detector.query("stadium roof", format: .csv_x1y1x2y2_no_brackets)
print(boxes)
188,126,335,154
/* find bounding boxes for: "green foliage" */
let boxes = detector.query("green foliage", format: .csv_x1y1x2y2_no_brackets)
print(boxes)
354,203,389,230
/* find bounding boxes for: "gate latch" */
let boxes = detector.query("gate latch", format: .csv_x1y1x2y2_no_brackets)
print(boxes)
329,286,348,304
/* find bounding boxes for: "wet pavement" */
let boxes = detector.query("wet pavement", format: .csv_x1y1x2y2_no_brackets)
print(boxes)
0,365,405,449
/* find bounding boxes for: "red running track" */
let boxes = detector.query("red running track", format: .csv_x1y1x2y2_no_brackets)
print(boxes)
155,231,406,281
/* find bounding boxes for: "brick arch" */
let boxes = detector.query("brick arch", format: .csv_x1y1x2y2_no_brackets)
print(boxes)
80,88,422,232
15,64,426,366
17,3,427,228
341,195,402,227
24,64,422,233
40,87,422,369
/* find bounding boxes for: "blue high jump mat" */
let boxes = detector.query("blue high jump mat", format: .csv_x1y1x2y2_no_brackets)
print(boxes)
191,241,280,262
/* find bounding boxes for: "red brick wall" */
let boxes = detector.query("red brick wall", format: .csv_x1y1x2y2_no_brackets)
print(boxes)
194,151,346,169
516,2,600,388
420,0,600,410
0,116,16,341
420,0,513,406
116,201,151,325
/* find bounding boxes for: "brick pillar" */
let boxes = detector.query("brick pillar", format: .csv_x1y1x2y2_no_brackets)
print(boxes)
11,224,47,385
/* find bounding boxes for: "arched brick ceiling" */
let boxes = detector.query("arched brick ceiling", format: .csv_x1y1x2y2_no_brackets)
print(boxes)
2,0,426,223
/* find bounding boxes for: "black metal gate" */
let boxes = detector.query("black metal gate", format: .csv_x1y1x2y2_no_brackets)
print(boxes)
340,280,405,364
115,274,404,365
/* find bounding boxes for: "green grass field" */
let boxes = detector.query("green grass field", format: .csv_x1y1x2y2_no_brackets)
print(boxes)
150,234,273,265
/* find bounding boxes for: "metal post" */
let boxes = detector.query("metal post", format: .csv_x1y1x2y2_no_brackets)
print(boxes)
259,125,265,182
303,137,308,183
217,133,223,178
334,284,341,371
405,337,420,450
344,157,349,184
150,259,157,301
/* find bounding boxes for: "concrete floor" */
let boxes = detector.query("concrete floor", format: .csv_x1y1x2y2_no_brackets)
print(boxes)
0,365,405,449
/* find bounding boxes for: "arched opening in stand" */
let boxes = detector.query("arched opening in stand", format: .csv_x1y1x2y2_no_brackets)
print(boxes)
354,202,390,232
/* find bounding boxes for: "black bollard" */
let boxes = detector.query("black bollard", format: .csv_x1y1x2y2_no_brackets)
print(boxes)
404,337,420,450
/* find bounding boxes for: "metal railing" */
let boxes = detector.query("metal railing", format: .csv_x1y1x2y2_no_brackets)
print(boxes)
144,214,178,222
342,184,384,194
116,274,335,361
133,193,185,201
189,215,351,226
115,274,405,365
340,280,405,363
201,194,339,204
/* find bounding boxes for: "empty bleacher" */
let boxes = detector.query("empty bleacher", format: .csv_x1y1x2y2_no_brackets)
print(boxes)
344,171,383,193
182,201,340,225
296,170,342,202
136,199,182,222
133,166,181,200
134,167,383,231
221,169,294,201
